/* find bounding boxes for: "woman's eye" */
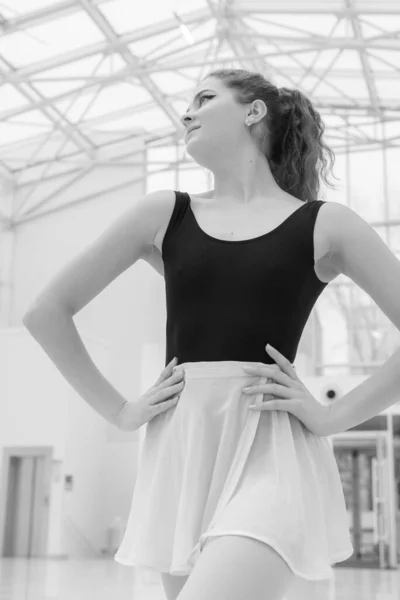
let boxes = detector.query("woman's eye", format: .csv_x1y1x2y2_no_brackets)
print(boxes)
199,95,213,105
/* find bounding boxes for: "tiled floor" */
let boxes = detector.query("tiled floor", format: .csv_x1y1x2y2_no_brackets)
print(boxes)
0,559,399,599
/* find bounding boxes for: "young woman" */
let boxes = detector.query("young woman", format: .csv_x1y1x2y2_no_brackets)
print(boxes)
24,69,400,600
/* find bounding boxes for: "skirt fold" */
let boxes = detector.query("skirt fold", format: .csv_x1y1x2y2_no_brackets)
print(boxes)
114,361,353,581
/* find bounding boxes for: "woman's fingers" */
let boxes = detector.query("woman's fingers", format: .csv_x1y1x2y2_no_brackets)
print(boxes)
265,345,297,380
153,357,178,386
152,380,186,405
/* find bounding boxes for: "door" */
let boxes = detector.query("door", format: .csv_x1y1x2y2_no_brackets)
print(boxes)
2,449,51,558
332,431,398,569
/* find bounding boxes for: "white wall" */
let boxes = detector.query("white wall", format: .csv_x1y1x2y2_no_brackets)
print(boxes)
1,328,110,557
1,331,167,559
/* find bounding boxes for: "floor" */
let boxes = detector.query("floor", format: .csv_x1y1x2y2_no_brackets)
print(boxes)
0,559,399,600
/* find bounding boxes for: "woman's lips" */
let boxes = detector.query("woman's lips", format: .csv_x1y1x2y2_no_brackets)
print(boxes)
187,127,200,139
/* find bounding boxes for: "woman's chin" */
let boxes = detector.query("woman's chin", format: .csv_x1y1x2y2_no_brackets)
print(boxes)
186,154,210,169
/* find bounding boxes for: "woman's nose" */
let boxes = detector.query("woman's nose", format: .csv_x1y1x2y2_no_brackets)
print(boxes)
180,115,192,127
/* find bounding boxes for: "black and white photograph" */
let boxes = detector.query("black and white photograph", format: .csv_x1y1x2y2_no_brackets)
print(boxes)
1,1,400,599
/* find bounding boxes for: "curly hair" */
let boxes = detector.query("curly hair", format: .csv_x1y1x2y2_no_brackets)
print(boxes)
203,69,337,202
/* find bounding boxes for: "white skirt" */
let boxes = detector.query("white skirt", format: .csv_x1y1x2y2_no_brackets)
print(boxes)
114,361,353,581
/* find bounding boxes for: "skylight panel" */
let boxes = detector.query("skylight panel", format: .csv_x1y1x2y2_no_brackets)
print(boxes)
0,12,105,67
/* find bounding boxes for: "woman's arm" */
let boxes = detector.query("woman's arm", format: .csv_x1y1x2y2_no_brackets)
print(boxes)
23,189,176,427
321,202,400,434
24,307,128,426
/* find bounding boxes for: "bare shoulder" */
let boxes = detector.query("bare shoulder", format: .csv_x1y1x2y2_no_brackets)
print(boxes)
315,200,375,271
316,200,369,244
317,200,400,331
313,200,350,244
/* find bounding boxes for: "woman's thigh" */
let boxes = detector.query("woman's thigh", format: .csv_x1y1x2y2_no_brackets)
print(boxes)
160,572,189,600
175,535,296,600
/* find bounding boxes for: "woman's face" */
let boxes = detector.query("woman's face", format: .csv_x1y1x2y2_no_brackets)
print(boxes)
180,77,251,170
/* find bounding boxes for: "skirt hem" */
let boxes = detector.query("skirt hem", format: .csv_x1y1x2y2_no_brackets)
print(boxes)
114,530,354,582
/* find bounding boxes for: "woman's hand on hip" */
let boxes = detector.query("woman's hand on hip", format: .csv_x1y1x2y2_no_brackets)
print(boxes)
115,357,185,431
242,344,332,437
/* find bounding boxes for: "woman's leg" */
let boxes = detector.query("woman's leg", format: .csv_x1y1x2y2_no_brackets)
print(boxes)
160,573,189,600
175,535,296,600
